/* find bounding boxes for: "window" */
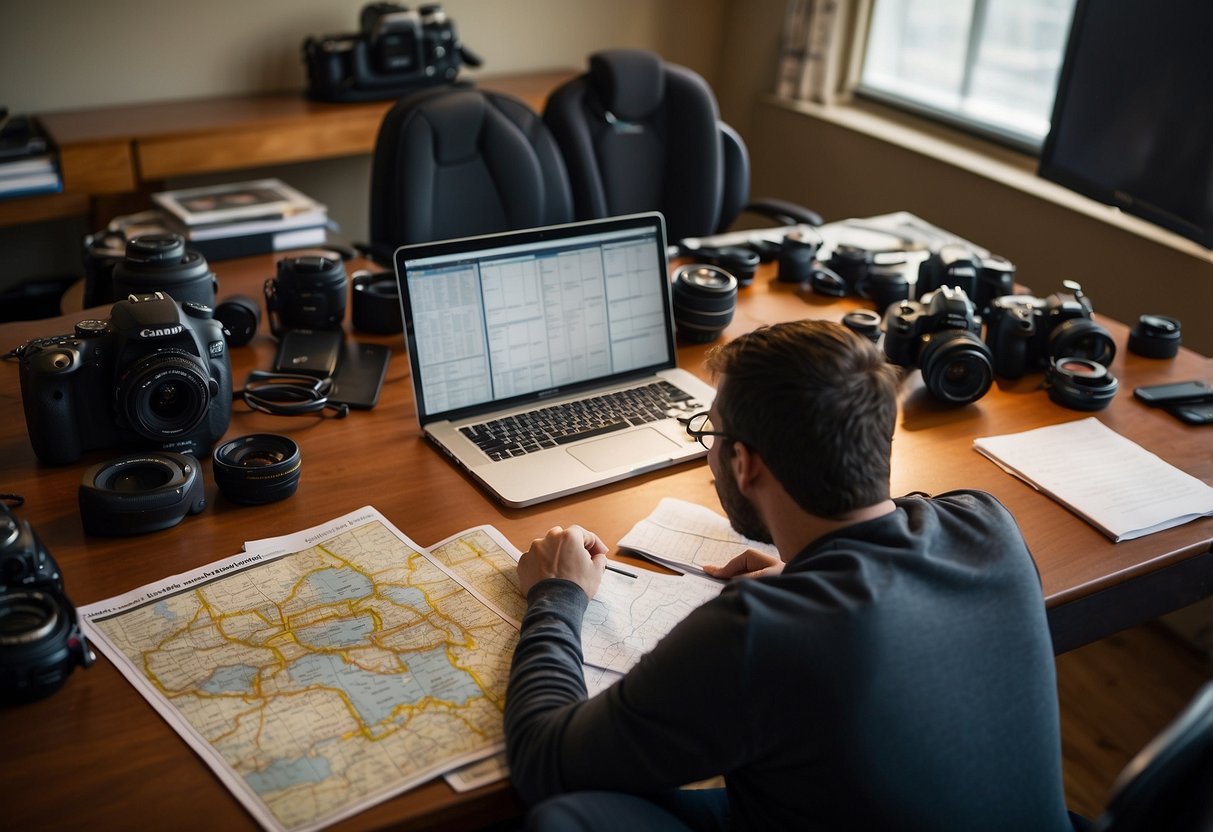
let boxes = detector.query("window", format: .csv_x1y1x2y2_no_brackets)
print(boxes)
858,0,1076,149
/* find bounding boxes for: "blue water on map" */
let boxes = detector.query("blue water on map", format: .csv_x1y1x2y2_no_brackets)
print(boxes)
286,647,483,726
304,567,373,602
200,664,259,694
244,754,332,795
153,600,177,621
294,614,375,648
381,585,431,611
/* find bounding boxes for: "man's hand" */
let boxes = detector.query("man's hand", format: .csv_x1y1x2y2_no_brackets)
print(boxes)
702,548,784,580
517,525,609,598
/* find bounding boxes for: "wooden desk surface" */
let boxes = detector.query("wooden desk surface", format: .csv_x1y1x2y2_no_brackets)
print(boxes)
1,251,1211,830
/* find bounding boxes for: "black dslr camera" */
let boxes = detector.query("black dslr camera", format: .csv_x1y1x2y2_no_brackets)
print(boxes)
883,285,995,405
984,280,1116,379
1,502,93,704
18,292,232,465
916,244,1015,314
303,3,481,102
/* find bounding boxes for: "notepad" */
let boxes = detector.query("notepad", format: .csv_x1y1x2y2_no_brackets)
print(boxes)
974,417,1213,542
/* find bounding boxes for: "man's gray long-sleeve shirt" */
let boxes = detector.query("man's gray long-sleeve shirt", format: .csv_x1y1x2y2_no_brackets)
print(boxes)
504,491,1072,831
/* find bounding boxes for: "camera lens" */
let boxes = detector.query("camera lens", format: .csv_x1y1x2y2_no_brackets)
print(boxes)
1128,314,1181,359
214,294,262,347
777,230,820,284
671,265,737,343
352,270,404,334
111,233,217,309
1046,357,1118,411
118,352,212,440
842,309,882,343
1049,317,1116,367
79,452,207,536
213,434,302,505
0,589,93,705
918,330,994,405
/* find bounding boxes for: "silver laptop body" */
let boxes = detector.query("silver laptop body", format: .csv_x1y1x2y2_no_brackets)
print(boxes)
394,213,716,507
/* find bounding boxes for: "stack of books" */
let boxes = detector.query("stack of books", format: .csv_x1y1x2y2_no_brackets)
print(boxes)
0,113,62,199
151,178,329,260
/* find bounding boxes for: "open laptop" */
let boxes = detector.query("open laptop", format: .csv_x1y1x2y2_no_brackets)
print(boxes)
394,212,716,507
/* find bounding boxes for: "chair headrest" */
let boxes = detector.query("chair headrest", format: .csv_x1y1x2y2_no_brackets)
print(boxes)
587,49,665,122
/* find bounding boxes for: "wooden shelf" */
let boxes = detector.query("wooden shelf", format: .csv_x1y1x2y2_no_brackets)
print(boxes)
4,69,575,227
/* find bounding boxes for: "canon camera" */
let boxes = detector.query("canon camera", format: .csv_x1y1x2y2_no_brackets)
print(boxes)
883,285,995,405
18,292,232,465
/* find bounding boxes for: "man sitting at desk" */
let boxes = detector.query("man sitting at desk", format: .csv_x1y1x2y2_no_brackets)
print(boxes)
505,320,1072,831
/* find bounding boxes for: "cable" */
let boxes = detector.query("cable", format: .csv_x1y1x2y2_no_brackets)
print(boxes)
238,370,349,418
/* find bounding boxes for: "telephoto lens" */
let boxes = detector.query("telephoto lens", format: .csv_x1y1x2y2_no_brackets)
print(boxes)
212,434,302,505
78,452,207,536
671,264,738,343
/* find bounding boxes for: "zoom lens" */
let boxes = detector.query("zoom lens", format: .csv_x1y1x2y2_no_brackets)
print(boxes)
79,452,207,536
213,434,302,505
118,351,211,440
919,331,994,405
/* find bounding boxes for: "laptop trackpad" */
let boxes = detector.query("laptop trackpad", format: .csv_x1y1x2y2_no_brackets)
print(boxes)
567,428,681,472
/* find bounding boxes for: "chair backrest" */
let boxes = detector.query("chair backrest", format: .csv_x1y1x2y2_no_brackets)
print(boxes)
1096,679,1213,832
543,49,749,243
369,84,573,261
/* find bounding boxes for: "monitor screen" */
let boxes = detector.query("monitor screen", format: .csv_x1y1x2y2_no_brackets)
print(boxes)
1038,0,1213,248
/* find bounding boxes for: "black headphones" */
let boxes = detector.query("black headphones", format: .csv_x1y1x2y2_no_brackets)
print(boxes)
238,371,349,418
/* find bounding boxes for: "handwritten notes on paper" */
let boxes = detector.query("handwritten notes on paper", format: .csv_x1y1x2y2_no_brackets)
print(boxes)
974,417,1213,541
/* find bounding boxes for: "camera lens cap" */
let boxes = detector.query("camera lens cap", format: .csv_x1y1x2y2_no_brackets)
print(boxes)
214,294,262,346
1128,314,1181,359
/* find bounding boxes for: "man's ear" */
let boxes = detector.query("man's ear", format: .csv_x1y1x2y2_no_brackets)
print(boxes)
730,441,766,492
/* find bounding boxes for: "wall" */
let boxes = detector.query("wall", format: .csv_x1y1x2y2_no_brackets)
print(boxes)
0,0,727,291
714,0,1213,356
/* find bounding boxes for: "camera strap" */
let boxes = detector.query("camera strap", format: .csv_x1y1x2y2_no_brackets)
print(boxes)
239,371,349,418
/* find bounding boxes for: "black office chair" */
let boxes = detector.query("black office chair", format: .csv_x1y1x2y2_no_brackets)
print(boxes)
543,49,823,245
1077,679,1213,831
367,84,574,264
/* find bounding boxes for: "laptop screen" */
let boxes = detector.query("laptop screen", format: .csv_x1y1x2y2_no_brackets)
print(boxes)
396,213,676,425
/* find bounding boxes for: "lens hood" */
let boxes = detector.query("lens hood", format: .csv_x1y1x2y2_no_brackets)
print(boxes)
213,434,302,505
79,451,206,536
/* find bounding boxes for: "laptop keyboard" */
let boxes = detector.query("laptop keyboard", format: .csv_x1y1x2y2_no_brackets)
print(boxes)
459,381,704,461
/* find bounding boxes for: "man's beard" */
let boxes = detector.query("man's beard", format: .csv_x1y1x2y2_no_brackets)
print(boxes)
715,452,774,544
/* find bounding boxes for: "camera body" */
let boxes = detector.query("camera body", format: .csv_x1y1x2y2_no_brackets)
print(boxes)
917,243,1015,314
984,280,1116,379
0,502,93,704
883,285,994,405
303,3,480,103
18,292,232,465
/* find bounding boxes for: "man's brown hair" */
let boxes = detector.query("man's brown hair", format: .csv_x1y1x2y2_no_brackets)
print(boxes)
705,319,899,519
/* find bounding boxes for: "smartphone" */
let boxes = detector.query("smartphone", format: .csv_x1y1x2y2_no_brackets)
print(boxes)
1133,380,1213,406
1167,400,1213,426
273,329,343,378
330,342,391,409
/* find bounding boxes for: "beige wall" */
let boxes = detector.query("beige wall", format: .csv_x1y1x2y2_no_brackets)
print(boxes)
0,0,726,287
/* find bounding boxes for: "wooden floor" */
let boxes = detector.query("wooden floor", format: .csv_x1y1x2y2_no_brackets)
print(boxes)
1057,622,1213,820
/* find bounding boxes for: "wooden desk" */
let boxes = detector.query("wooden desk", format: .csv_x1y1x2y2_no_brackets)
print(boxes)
1,252,1211,830
0,70,575,228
